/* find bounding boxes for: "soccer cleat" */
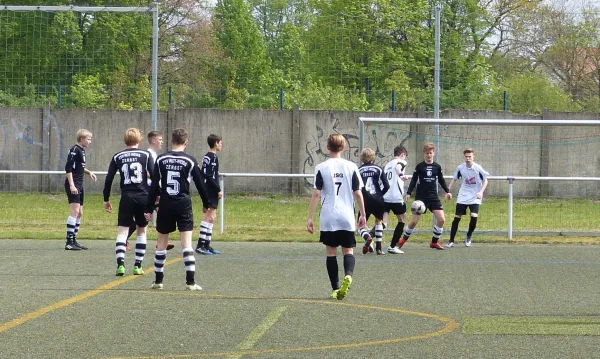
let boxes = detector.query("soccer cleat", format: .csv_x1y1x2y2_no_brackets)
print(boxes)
65,242,81,251
150,282,163,290
430,242,445,250
362,235,373,255
206,246,220,255
398,238,407,248
445,241,455,248
166,242,175,250
465,237,472,247
330,290,339,299
387,246,404,254
72,239,88,250
132,266,144,275
116,265,125,276
369,241,375,253
186,283,202,291
195,247,213,255
337,275,352,300
376,249,385,255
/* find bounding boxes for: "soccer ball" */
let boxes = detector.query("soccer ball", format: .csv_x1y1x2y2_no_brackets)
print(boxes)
410,200,426,215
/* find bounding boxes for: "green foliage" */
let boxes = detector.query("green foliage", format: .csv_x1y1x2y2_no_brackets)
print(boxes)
69,74,108,109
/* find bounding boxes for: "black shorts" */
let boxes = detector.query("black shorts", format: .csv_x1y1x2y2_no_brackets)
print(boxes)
385,202,407,216
365,196,386,221
455,203,480,216
205,192,219,209
65,184,84,205
156,200,194,234
320,230,356,248
118,193,148,228
417,197,443,214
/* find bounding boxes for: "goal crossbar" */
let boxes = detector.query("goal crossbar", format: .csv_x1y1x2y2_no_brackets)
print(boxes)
0,6,154,12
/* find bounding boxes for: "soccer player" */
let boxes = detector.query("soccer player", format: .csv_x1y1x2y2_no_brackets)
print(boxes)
307,133,367,300
103,128,154,276
195,134,223,255
400,143,452,250
146,128,209,291
358,148,389,255
64,129,97,250
383,145,409,254
446,148,489,248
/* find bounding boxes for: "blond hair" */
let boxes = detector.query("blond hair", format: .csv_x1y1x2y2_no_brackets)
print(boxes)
124,128,142,146
76,129,92,142
327,134,345,153
423,142,435,152
360,148,375,164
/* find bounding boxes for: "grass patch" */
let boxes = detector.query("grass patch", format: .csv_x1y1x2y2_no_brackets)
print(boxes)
463,316,600,336
0,193,599,243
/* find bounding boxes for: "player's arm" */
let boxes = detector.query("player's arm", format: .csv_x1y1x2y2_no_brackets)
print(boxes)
192,163,210,207
477,168,490,199
405,166,419,201
307,189,321,234
146,154,155,184
352,170,366,228
84,168,97,182
146,163,161,213
65,150,77,194
102,159,118,212
204,156,221,191
380,169,390,196
437,165,452,200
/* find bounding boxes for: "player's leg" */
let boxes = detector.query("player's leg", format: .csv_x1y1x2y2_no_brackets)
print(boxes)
337,231,355,300
398,212,420,249
65,200,81,250
125,222,136,251
324,242,340,298
196,207,219,255
132,197,148,274
465,205,480,247
388,203,406,254
72,204,88,250
178,209,201,290
359,199,374,254
151,208,175,289
114,226,129,276
430,208,446,250
447,204,465,248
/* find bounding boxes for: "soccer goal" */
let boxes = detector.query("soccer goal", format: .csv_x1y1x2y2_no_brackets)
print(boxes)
358,116,600,239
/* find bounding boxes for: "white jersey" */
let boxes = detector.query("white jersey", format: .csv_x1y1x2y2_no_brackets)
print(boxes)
383,158,408,203
453,162,489,205
147,148,158,186
314,157,363,232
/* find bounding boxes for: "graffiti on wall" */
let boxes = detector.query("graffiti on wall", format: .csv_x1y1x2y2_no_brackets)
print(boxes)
302,118,411,188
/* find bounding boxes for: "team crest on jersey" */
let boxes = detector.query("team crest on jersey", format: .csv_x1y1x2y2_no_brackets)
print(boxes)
427,170,432,177
465,176,476,185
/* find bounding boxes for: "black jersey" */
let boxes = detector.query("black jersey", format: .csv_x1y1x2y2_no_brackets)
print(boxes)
64,144,86,188
103,148,154,201
406,161,449,201
147,151,209,212
358,163,389,200
202,152,220,195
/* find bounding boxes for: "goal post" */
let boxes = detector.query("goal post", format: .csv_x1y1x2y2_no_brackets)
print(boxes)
358,117,600,239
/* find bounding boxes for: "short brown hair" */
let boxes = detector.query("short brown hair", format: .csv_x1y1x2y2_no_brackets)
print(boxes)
124,128,142,146
171,128,188,146
360,148,375,164
207,134,222,148
463,148,474,155
76,129,92,142
327,134,345,153
394,145,407,157
147,131,162,142
423,142,435,152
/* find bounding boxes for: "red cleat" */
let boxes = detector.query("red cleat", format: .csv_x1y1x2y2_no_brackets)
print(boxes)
155,241,175,250
398,238,407,248
429,242,445,250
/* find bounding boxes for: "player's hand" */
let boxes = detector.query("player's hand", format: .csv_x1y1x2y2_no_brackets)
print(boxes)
404,194,411,202
70,185,78,194
444,192,452,200
202,207,207,213
218,191,223,199
104,201,112,213
357,215,366,229
144,212,152,221
89,172,97,182
400,175,408,181
307,218,315,234
476,191,483,200
154,196,160,205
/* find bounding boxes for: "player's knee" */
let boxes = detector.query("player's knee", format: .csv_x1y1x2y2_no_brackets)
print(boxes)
471,213,478,218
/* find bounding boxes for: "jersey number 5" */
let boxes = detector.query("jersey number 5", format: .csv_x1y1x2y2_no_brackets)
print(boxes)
166,171,180,195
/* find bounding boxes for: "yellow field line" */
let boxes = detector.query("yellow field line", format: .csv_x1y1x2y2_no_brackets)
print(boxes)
0,257,182,334
225,306,287,359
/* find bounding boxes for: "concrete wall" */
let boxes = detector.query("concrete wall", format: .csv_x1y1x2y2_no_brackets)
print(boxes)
1,105,599,198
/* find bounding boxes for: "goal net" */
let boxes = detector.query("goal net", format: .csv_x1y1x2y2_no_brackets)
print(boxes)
359,115,600,238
